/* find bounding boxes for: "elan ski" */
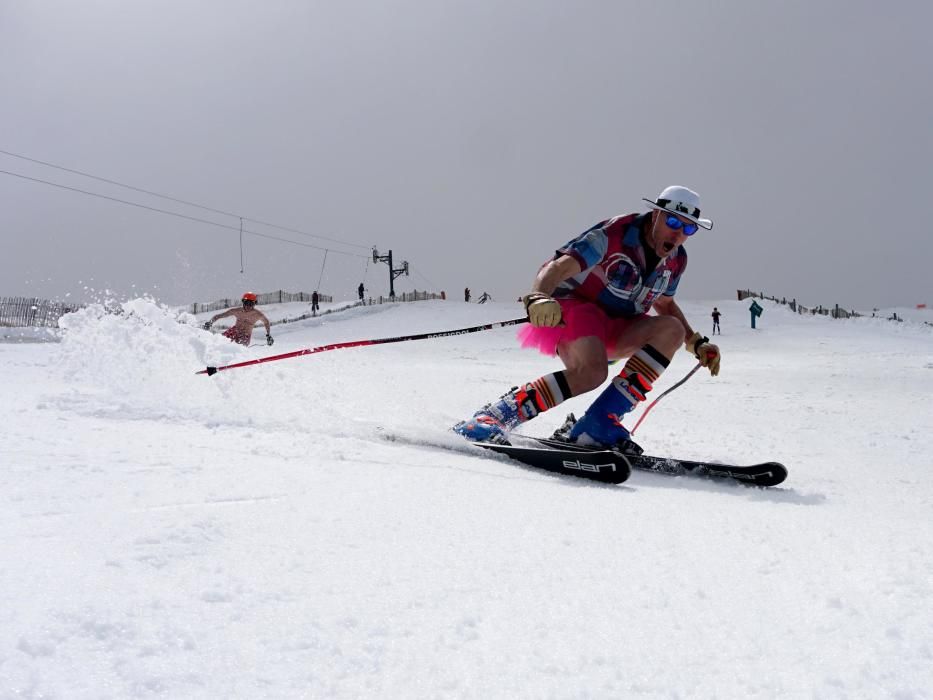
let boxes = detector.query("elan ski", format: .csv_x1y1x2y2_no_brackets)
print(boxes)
472,441,631,484
527,437,787,487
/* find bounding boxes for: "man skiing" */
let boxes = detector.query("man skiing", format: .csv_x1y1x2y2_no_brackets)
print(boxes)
454,185,721,448
203,292,274,347
712,307,722,335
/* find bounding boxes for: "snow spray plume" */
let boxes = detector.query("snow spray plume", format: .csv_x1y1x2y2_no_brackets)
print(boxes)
197,317,529,376
55,298,339,429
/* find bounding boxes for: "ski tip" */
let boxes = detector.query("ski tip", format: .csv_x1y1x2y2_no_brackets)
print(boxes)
718,461,787,487
757,462,789,487
198,366,218,377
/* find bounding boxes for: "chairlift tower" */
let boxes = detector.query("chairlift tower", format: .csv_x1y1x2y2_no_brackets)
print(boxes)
372,248,409,299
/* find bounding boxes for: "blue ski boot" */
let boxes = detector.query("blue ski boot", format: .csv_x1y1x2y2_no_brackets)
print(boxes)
568,373,651,449
453,384,547,444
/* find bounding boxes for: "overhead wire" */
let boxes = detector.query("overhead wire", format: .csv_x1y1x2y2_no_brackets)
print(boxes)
409,266,438,289
0,168,368,259
0,150,438,294
0,147,370,251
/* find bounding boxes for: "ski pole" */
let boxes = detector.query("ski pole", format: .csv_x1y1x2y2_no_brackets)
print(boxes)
197,317,529,376
629,361,702,436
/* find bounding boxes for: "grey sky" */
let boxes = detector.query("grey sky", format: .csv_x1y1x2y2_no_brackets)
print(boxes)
2,0,931,309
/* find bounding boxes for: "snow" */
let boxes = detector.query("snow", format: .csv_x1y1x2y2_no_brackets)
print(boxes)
2,297,932,698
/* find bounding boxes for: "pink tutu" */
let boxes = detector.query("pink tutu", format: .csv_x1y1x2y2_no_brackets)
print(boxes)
517,298,646,356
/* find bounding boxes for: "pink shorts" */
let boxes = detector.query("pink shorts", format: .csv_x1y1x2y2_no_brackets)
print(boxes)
223,327,251,346
517,298,646,357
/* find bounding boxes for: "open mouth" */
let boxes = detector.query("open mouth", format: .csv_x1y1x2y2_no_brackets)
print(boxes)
662,241,675,253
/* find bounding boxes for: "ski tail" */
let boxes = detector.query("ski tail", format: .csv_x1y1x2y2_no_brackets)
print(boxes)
473,441,631,484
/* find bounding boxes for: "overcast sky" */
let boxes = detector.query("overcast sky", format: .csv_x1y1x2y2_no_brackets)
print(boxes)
2,0,931,309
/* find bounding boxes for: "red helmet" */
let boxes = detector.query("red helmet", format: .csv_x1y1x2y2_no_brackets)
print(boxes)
242,292,258,303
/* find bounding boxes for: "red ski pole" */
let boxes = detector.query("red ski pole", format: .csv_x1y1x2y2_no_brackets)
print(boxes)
197,317,528,376
629,361,702,436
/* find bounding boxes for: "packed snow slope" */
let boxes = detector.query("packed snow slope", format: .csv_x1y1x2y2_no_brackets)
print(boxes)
2,298,931,698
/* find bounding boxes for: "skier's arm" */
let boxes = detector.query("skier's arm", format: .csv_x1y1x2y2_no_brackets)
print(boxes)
523,255,582,327
531,255,582,296
257,312,271,335
655,296,721,376
212,309,235,323
252,312,274,345
204,309,234,329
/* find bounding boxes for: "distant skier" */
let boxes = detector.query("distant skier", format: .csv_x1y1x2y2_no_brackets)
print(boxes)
454,185,721,447
311,291,320,316
712,307,721,335
464,287,471,303
203,292,274,347
357,282,365,302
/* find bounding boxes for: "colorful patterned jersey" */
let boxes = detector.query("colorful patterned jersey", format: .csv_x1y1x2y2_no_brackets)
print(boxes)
551,213,688,317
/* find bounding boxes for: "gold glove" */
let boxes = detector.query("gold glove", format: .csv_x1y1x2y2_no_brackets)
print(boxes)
685,331,721,377
523,292,562,328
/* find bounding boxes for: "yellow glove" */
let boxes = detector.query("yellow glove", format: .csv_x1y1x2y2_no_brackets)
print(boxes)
685,331,721,376
522,292,562,327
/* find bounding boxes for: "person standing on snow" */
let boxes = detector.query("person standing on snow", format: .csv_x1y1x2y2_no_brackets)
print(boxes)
311,290,320,316
712,307,721,335
203,292,274,347
454,185,721,447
